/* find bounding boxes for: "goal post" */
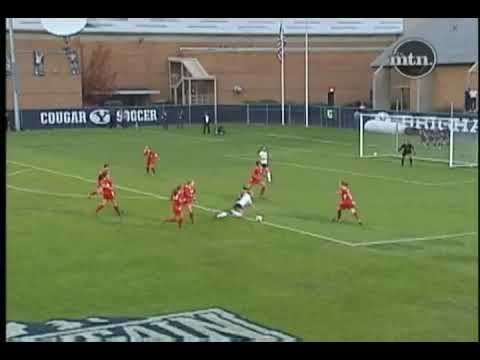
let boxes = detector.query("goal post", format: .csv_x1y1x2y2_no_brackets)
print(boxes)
359,112,478,168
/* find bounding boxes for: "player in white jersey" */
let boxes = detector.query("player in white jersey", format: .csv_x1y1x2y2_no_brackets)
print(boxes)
258,145,272,183
216,186,255,219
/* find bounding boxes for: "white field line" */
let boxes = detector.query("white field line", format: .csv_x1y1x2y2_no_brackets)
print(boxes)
224,155,475,187
272,146,356,158
7,168,35,177
7,160,352,247
273,146,317,154
260,221,353,246
267,133,353,147
233,147,354,159
8,160,475,248
432,180,476,186
140,129,226,143
366,156,447,168
353,232,477,247
7,184,154,200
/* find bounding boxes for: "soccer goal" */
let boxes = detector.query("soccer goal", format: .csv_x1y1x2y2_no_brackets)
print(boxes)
359,112,478,168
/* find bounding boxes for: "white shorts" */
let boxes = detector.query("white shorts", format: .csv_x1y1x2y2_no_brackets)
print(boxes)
230,209,243,217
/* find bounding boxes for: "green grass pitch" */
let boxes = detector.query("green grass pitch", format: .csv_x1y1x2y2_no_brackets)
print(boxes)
6,124,478,341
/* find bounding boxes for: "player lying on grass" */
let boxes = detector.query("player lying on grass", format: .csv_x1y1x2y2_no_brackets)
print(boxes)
398,141,416,167
88,164,109,199
143,146,159,175
216,186,257,219
332,180,362,225
164,185,185,228
258,145,272,183
248,161,267,198
180,180,197,224
95,174,121,216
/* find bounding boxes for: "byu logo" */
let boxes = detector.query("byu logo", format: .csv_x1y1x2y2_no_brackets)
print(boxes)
89,109,111,125
389,38,437,79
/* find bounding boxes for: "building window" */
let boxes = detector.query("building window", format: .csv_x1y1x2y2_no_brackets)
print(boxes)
66,49,80,76
33,50,45,77
6,55,11,77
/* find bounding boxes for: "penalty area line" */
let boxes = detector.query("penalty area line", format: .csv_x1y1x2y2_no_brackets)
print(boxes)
353,232,477,247
224,155,471,187
7,160,351,247
7,168,36,177
266,134,352,147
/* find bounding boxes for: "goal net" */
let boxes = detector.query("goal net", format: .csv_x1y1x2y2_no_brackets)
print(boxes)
359,112,478,168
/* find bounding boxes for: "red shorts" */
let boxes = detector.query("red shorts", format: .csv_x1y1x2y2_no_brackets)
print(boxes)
249,177,261,186
339,201,355,210
172,204,182,216
103,191,115,201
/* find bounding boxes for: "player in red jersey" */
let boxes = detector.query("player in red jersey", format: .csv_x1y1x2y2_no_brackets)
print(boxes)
332,180,362,225
143,146,159,175
248,161,266,197
95,174,121,216
181,180,197,224
88,164,109,199
164,185,184,228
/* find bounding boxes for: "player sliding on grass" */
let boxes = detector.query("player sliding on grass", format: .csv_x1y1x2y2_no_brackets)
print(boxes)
181,180,197,224
143,146,159,175
88,164,109,199
332,180,362,225
164,185,185,228
216,186,257,219
95,174,121,216
248,161,266,198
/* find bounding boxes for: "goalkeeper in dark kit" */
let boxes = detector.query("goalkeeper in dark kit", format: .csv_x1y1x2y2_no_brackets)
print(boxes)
398,141,416,167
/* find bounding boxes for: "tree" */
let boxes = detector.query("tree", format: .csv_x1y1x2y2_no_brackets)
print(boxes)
82,44,117,106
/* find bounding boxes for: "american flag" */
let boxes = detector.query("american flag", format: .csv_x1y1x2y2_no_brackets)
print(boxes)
276,22,286,63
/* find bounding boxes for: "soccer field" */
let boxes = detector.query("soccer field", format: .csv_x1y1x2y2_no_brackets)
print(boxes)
6,124,478,341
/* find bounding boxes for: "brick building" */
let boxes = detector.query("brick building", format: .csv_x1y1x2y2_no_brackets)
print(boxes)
5,18,402,110
6,18,477,112
372,18,478,113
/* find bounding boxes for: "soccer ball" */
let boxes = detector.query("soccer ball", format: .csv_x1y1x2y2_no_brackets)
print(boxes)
373,152,378,157
256,215,263,223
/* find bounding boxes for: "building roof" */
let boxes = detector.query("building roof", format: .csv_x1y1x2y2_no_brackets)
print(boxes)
9,18,404,36
169,57,213,79
372,18,478,67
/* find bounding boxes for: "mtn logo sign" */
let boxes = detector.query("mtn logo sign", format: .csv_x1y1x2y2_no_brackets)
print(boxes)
390,38,437,79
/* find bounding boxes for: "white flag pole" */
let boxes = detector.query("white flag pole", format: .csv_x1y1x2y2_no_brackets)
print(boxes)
281,20,285,126
305,18,309,128
8,18,21,131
